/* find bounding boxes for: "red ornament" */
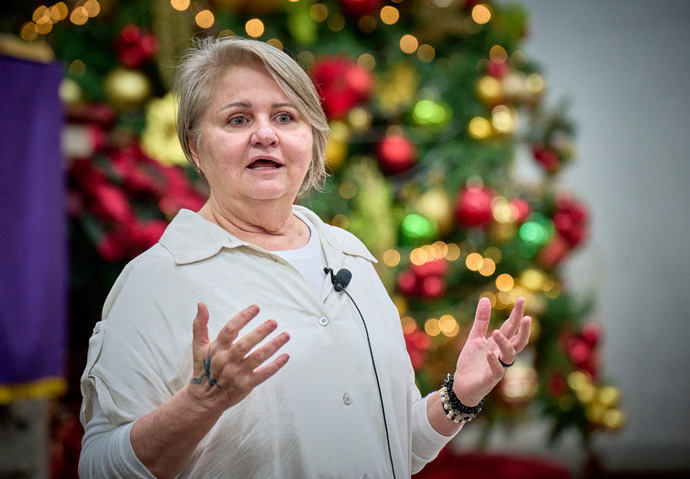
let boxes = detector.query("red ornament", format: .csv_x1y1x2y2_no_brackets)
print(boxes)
311,57,373,118
340,0,383,17
537,234,570,268
404,329,431,369
419,275,446,299
509,198,530,223
397,269,418,296
455,185,495,229
531,142,561,173
412,258,448,278
114,24,158,69
553,194,589,247
376,135,417,175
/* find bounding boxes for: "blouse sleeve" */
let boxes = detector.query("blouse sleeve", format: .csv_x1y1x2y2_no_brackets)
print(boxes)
79,395,156,479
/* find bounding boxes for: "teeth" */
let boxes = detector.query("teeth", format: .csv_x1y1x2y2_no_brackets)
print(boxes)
250,166,279,170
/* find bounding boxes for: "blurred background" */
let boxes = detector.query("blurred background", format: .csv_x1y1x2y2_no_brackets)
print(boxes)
0,0,688,478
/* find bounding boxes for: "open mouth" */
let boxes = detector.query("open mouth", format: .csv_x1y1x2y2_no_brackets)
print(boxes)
248,159,283,170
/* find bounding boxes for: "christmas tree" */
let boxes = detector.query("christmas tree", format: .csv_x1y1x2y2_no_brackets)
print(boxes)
2,0,623,474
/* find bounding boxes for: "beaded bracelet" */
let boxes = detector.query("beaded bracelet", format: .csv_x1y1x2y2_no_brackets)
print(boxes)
440,373,484,424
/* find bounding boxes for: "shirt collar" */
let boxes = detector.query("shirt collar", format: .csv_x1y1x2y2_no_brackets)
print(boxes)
159,207,377,266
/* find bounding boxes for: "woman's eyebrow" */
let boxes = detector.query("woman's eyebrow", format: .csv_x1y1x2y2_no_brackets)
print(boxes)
219,102,298,112
219,101,251,112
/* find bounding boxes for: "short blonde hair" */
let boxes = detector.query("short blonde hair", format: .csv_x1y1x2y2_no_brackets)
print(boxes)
174,36,329,194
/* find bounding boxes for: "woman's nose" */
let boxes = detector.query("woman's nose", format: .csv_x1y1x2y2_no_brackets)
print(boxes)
251,120,278,146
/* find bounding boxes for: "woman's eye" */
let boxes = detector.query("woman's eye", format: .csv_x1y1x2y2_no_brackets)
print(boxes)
229,116,247,126
276,113,292,123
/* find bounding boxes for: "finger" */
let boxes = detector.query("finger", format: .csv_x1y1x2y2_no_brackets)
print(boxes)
250,353,290,386
492,330,516,364
500,297,525,338
510,316,532,353
216,305,261,347
231,319,280,359
244,331,290,369
192,303,210,353
468,297,492,340
487,350,505,380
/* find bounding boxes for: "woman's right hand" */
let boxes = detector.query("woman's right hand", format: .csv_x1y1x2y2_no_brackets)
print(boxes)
188,302,290,412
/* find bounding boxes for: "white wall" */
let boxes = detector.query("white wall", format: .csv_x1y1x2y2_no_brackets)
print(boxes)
511,0,690,470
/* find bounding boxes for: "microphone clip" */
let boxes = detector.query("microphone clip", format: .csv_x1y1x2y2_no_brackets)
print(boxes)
324,267,352,292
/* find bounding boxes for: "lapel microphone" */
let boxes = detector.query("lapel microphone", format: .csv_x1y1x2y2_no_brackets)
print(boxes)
324,267,352,292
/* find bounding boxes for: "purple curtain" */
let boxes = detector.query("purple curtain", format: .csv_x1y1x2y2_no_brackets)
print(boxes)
0,55,67,396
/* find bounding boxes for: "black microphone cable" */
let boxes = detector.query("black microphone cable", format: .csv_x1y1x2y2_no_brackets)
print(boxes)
324,268,397,479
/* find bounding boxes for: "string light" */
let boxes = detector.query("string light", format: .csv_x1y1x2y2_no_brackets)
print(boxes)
410,248,427,266
383,249,401,267
380,6,400,25
424,318,441,336
331,214,349,229
70,7,89,25
496,274,514,292
196,10,214,29
309,4,328,22
445,243,461,261
468,117,492,139
417,44,435,63
338,181,357,199
357,53,375,71
358,15,376,34
327,14,345,31
400,35,419,54
84,0,100,17
171,0,190,11
267,38,283,50
472,4,492,24
20,22,38,41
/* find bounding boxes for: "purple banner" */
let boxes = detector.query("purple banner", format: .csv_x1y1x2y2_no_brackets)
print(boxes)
0,55,67,395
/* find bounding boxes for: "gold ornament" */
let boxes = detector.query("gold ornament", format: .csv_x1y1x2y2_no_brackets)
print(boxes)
141,92,188,166
104,67,151,109
500,70,529,104
416,188,453,235
325,121,350,171
497,361,538,410
602,408,625,430
59,78,83,105
488,222,517,244
376,63,418,114
476,75,503,106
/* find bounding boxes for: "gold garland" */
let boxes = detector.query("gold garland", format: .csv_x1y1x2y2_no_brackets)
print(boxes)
0,377,67,405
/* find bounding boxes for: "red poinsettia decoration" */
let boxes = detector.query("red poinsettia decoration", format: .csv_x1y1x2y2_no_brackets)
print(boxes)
539,194,588,268
397,258,448,300
311,57,374,119
114,24,158,69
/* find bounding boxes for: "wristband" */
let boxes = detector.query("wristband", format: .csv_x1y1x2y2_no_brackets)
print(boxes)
440,373,484,424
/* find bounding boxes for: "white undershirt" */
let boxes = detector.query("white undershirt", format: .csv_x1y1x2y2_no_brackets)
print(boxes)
270,213,327,297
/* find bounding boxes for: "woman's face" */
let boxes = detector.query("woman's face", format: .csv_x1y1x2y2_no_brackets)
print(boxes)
192,63,313,207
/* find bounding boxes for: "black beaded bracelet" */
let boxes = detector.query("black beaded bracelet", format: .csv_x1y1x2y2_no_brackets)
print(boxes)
440,373,484,424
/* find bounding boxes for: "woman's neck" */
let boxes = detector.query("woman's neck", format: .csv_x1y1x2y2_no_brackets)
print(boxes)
198,197,309,251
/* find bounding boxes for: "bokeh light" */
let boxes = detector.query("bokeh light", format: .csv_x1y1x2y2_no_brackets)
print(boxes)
381,6,400,25
472,4,492,24
400,35,419,54
245,18,264,37
309,4,328,22
196,10,214,29
171,0,190,11
383,249,401,267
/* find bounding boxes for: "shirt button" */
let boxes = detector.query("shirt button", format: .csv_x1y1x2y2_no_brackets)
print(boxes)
343,393,353,405
318,316,329,326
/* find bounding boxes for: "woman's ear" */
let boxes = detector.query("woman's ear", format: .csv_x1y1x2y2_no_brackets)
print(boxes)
189,137,201,173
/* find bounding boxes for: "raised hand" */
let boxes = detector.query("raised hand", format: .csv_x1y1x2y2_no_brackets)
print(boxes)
188,302,290,411
452,297,531,407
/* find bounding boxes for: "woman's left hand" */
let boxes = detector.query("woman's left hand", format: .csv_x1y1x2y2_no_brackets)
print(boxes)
452,297,532,407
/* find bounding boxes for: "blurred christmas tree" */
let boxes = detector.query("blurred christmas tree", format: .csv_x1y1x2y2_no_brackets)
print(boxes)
2,0,624,474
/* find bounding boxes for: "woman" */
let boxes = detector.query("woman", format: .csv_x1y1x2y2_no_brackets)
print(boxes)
79,36,531,479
